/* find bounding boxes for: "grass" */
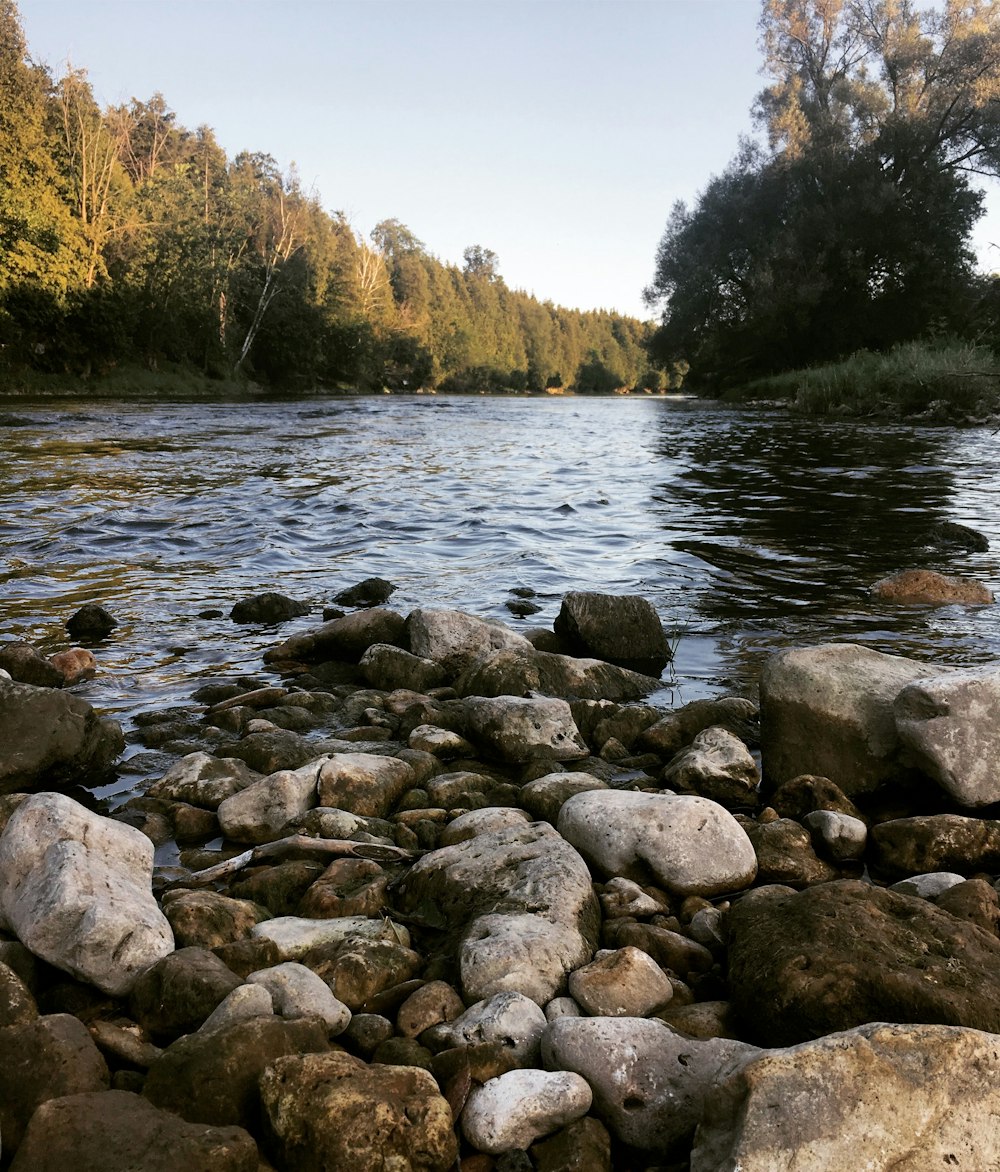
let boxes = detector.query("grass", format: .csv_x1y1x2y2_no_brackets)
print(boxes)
733,341,1000,422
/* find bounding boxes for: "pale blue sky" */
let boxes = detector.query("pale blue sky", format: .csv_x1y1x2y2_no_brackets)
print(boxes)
18,0,1000,319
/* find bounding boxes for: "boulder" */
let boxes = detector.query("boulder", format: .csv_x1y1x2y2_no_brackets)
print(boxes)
519,772,608,824
0,792,173,995
406,607,535,677
264,607,406,664
692,1022,1000,1172
66,603,116,640
217,758,325,843
0,1014,110,1154
0,680,124,794
462,1068,593,1154
461,695,589,763
316,752,415,817
440,806,533,846
129,947,243,1041
247,961,351,1034
10,1090,259,1172
639,696,759,757
802,809,868,862
557,790,757,897
229,591,310,624
568,947,674,1017
870,814,1000,879
259,1051,458,1172
0,641,64,687
427,991,548,1066
661,726,760,808
360,643,447,692
743,817,842,887
251,914,409,960
925,520,990,553
162,889,269,949
894,666,1000,806
759,643,940,794
333,576,397,607
542,1016,758,1152
397,980,465,1039
143,1015,329,1130
395,822,599,1005
304,936,421,1010
454,647,662,703
726,880,1000,1046
554,591,671,673
872,568,993,605
146,752,262,809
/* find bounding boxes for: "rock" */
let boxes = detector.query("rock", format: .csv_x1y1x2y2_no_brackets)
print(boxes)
333,576,397,607
461,695,589,763
890,871,967,899
557,790,757,897
129,947,243,1040
247,961,351,1034
427,992,549,1066
66,603,117,640
10,1090,259,1172
454,648,662,703
343,1012,394,1055
759,643,940,794
162,889,270,949
657,1000,736,1041
143,1015,329,1129
768,774,864,822
0,641,64,687
316,752,415,817
639,697,759,757
305,937,422,1010
599,877,669,919
0,680,124,794
743,817,842,886
48,647,97,684
296,857,390,919
871,814,1000,879
395,823,598,1005
692,1022,1000,1172
925,520,990,552
0,792,173,995
462,1068,593,1154
264,607,406,664
726,879,1000,1045
251,914,409,960
229,591,310,624
408,723,476,756
440,807,533,846
397,980,465,1038
872,568,993,605
0,961,37,1027
360,643,447,692
542,1016,758,1152
0,1014,110,1153
568,947,673,1017
230,859,325,917
407,607,534,678
600,920,714,979
217,758,326,843
520,772,608,824
661,726,760,808
802,809,868,861
198,982,274,1033
295,805,394,842
894,666,1000,806
530,1116,612,1172
554,591,671,673
259,1051,458,1171
146,752,262,809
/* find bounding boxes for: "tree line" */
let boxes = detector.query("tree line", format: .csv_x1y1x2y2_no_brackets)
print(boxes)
645,0,1000,388
0,0,667,395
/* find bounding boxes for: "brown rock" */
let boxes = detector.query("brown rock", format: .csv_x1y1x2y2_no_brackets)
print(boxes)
162,889,270,949
601,919,713,979
871,814,1000,880
0,1014,110,1153
933,877,1000,936
743,817,842,887
0,641,64,687
316,752,415,817
304,938,423,1010
143,1015,329,1129
128,947,243,1041
297,857,391,918
531,1116,613,1172
727,880,1000,1045
639,696,759,757
768,774,865,823
212,935,283,980
259,1051,458,1171
872,568,993,605
9,1090,258,1172
0,961,38,1027
397,980,465,1038
230,860,326,917
264,607,406,664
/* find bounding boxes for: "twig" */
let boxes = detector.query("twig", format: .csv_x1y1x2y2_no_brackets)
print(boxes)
182,835,421,886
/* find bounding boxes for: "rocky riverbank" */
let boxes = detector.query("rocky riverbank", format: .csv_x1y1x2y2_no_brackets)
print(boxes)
3,588,1000,1169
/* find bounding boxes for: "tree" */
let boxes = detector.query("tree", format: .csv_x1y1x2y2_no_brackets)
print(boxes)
462,244,500,281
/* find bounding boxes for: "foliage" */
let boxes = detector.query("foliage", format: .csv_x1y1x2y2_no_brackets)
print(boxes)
646,0,1000,387
0,2,653,395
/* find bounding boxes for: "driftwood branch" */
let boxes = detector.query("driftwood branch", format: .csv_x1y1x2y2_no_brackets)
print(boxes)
183,835,420,886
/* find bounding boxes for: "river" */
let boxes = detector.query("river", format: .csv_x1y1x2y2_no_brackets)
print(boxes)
3,393,999,750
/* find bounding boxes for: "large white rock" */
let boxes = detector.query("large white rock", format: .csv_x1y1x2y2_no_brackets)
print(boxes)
760,643,941,794
146,752,262,810
248,961,351,1035
894,666,1000,806
543,1016,758,1151
407,608,534,677
462,1068,593,1154
217,758,325,843
461,914,594,1006
0,792,173,995
557,790,757,897
251,914,410,959
692,1021,1000,1171
461,695,589,763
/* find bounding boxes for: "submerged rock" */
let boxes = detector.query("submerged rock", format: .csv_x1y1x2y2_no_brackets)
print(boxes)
229,591,310,624
872,568,993,605
66,603,117,640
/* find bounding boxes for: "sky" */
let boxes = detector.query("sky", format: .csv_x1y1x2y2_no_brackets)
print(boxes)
17,0,1000,321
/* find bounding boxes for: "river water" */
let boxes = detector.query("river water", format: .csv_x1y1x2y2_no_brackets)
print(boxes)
2,393,999,740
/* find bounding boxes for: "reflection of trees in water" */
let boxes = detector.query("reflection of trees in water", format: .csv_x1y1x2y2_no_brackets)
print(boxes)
648,408,983,691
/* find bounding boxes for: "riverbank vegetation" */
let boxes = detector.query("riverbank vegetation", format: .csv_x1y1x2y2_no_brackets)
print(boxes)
0,2,665,398
645,0,1000,419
